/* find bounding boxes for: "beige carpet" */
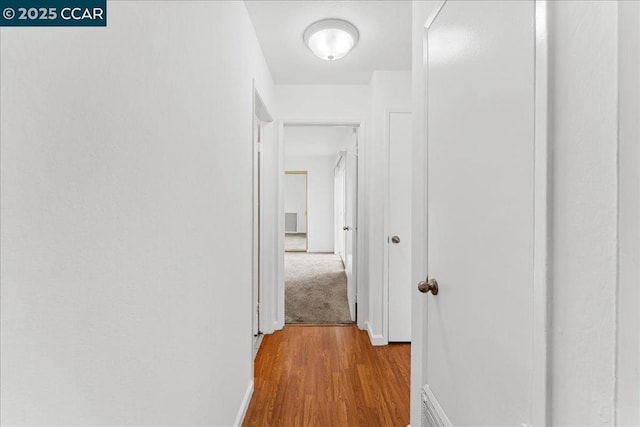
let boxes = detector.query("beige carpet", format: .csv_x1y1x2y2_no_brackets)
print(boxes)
285,252,353,324
285,233,307,252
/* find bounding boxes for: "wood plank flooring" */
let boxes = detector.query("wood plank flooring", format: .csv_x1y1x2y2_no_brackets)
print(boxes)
243,325,410,427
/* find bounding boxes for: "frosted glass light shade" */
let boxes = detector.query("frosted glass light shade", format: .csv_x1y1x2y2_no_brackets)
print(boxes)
303,19,359,61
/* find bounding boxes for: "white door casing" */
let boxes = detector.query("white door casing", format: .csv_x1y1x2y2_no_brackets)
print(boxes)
253,114,260,337
386,111,413,342
411,1,549,425
252,84,273,341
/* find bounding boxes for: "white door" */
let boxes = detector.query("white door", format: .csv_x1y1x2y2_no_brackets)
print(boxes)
334,156,346,263
419,1,540,424
344,130,357,322
388,112,412,342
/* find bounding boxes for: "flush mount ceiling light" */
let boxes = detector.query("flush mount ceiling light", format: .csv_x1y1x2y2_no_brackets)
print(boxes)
303,18,359,61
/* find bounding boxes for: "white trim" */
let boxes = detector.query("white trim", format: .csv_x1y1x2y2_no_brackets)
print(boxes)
422,385,452,427
275,120,286,330
383,108,412,343
366,321,387,346
334,150,346,169
252,82,275,340
282,118,363,128
254,90,273,124
531,1,550,425
252,333,264,359
355,123,367,331
615,1,640,423
251,79,260,339
423,0,447,29
233,380,254,427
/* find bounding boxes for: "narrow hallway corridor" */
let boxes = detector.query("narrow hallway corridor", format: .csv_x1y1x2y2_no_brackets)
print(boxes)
1,1,636,425
243,326,410,426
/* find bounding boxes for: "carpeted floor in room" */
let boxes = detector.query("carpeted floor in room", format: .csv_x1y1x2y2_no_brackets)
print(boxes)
285,252,353,324
284,233,307,252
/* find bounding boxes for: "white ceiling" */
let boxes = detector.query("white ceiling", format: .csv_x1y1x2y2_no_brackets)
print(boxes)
244,1,412,85
284,126,354,157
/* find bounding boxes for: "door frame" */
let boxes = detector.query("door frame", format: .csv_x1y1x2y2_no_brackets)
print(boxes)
383,108,412,344
284,170,308,252
409,1,550,425
252,81,273,354
274,118,366,330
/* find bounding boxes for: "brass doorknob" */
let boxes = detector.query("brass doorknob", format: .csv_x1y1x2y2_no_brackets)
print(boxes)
391,235,400,244
418,278,439,295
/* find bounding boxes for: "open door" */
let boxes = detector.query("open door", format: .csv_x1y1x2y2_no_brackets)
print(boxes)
334,155,346,263
344,129,357,322
413,1,548,425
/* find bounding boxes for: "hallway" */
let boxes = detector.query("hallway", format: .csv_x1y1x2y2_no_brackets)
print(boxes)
243,326,410,426
1,1,638,426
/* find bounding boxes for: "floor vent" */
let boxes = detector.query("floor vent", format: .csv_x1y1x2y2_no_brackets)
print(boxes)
421,385,451,427
285,212,297,232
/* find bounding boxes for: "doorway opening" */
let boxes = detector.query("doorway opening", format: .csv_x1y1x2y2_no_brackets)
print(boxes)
282,125,358,325
284,171,308,252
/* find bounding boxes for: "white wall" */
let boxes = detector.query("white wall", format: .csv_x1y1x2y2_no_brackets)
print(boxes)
284,155,335,253
366,71,412,344
0,2,273,425
284,126,352,157
616,2,640,424
550,2,622,424
275,85,371,121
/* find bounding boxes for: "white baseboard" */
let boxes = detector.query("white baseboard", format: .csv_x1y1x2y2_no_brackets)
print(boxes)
233,380,254,427
365,321,387,346
357,317,366,330
274,319,284,330
253,334,264,359
422,384,452,427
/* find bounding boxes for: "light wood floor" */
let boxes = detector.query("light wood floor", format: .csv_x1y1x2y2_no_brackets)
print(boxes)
243,325,410,426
